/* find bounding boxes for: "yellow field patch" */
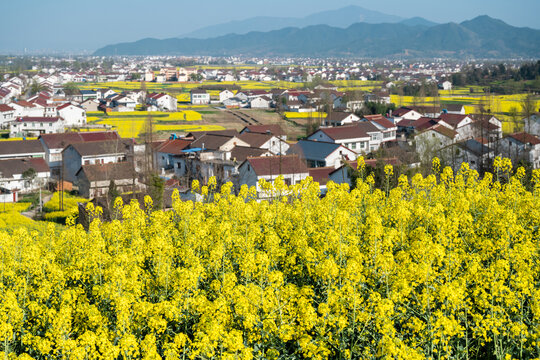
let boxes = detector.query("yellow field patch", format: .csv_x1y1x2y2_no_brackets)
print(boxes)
0,137,38,141
284,112,327,119
96,118,223,138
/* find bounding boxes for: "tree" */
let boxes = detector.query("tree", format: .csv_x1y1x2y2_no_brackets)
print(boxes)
22,168,37,190
149,173,164,210
108,180,120,201
189,73,203,82
521,93,536,133
508,106,522,133
28,81,46,96
63,82,79,96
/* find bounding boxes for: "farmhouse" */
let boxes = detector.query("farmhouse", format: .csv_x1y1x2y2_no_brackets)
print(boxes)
62,140,130,182
10,117,64,138
191,89,210,105
76,162,138,198
237,155,309,197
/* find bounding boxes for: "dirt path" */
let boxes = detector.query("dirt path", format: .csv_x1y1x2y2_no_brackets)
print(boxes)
21,193,53,220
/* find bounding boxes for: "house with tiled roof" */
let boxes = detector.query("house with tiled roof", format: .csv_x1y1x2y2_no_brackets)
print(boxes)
237,132,289,154
250,96,273,109
390,106,422,124
10,101,43,117
155,139,193,173
307,122,382,153
38,131,121,173
56,103,87,127
76,162,138,198
0,140,45,160
0,88,12,104
499,132,540,169
0,104,15,125
147,92,177,111
362,115,397,142
0,157,50,194
62,139,131,182
324,112,360,126
449,139,493,172
524,112,540,137
240,124,286,140
237,155,309,197
10,117,64,138
443,104,466,115
414,124,458,162
287,140,357,168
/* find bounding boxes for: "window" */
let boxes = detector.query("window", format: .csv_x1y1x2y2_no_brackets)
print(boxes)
351,143,356,149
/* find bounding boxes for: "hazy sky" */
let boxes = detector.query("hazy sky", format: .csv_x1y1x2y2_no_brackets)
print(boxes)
2,0,538,53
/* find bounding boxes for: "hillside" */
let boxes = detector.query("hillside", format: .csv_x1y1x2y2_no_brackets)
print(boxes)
94,16,540,58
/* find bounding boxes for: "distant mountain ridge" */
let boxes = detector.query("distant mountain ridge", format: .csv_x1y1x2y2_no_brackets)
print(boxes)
180,5,407,39
94,16,540,58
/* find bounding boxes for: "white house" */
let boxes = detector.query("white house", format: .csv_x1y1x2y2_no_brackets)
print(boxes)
440,81,452,91
308,123,381,153
0,104,15,127
10,117,64,138
524,113,540,137
324,112,361,127
250,96,272,109
444,104,466,115
80,99,101,112
56,103,87,127
0,157,50,194
438,113,475,140
237,132,289,155
147,93,177,111
219,90,235,103
391,107,424,124
191,89,210,105
10,101,43,118
362,115,397,143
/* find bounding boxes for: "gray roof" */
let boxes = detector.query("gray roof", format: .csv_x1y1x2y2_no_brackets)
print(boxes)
78,162,135,182
0,158,49,178
457,139,491,157
0,140,45,157
287,140,341,162
68,140,130,157
191,134,234,151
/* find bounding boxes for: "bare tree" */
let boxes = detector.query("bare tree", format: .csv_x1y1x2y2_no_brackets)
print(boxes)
522,93,536,134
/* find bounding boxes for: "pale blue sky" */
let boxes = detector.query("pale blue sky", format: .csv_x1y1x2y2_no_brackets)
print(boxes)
1,0,538,53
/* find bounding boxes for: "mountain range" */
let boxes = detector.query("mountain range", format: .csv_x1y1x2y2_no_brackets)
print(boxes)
179,6,429,39
94,15,540,58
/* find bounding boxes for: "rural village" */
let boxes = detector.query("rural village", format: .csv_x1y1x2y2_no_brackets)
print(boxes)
0,57,539,213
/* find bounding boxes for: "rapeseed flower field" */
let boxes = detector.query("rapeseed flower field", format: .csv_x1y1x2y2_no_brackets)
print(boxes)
0,159,539,359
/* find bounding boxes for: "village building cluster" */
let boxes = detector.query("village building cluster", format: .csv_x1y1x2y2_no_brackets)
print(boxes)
0,57,539,203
